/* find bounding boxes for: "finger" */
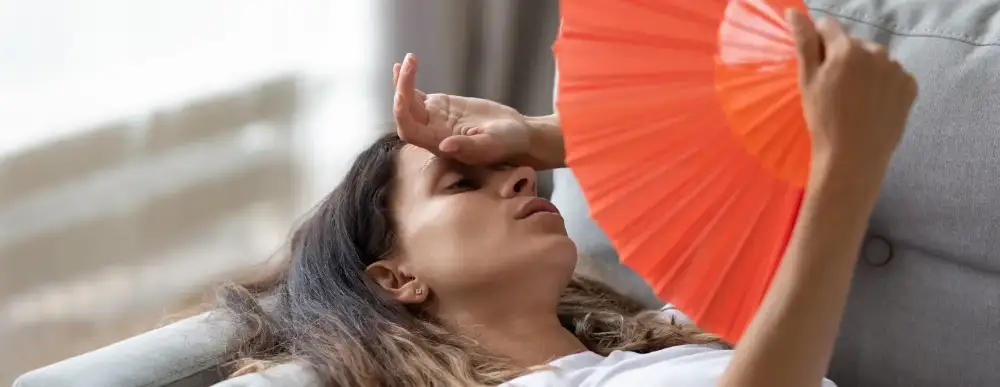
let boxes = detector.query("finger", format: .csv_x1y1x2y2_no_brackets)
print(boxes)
396,58,428,100
903,68,919,98
398,53,430,125
393,91,421,138
892,61,919,100
394,61,428,101
816,17,850,59
858,39,887,57
785,8,822,82
396,63,430,104
439,134,504,165
394,59,414,127
400,54,428,102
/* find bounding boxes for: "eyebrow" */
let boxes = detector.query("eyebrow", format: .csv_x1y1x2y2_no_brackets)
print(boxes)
419,156,443,174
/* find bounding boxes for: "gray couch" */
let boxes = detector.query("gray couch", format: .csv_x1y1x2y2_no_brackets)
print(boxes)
15,0,1000,386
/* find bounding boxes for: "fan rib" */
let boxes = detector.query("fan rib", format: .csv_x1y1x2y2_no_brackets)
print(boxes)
561,29,717,51
584,125,728,226
737,0,794,41
720,81,797,128
713,65,791,91
617,144,740,276
561,71,717,94
644,150,745,295
693,174,778,323
649,156,753,298
737,81,799,152
619,0,726,27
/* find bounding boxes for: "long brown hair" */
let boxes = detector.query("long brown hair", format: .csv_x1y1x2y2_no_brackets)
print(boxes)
219,132,725,386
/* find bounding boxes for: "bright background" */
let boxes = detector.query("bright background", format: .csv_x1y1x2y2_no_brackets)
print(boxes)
0,0,559,383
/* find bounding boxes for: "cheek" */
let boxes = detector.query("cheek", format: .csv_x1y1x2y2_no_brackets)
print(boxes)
400,196,578,296
401,198,510,281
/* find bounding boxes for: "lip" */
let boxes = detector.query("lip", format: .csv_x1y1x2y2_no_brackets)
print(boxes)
515,197,561,220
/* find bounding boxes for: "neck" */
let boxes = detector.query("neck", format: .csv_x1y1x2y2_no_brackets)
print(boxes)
439,304,588,367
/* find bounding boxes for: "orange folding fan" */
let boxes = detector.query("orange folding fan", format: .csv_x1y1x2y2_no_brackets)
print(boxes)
554,0,811,343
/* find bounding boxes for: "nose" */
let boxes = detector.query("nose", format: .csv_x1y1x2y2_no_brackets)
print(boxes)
499,166,537,198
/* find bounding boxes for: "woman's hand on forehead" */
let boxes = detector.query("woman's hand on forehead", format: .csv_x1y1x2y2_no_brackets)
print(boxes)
392,53,535,168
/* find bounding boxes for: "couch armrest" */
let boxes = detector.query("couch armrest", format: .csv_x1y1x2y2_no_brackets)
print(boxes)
14,312,233,387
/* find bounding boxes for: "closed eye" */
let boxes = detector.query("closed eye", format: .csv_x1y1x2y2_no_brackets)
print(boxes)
445,177,477,192
491,163,514,171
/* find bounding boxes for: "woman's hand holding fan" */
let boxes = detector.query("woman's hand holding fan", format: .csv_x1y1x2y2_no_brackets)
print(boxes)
796,22,917,170
720,11,917,387
556,1,917,386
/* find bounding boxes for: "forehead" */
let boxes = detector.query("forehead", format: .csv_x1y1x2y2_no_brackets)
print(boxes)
397,144,436,177
394,145,438,193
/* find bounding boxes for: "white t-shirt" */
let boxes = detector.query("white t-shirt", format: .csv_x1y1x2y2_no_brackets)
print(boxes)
502,344,838,387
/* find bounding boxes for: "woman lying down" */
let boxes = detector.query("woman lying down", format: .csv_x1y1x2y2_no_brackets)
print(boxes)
218,12,917,387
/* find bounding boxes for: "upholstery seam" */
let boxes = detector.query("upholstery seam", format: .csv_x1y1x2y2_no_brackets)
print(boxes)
882,236,1000,276
809,4,1000,47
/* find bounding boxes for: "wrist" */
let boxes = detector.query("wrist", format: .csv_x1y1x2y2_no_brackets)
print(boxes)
522,114,565,170
806,151,888,211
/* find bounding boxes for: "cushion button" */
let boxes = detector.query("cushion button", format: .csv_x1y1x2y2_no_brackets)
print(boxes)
863,236,893,267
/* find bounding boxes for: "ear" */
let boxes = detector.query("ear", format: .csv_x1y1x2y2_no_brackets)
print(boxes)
366,260,428,304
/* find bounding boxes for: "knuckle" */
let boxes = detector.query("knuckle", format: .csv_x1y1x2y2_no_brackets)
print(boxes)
889,60,904,72
838,40,864,61
835,37,853,54
827,42,851,62
870,45,887,57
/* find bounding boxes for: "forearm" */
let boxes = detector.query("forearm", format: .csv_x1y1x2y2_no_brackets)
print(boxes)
720,156,887,387
524,114,565,170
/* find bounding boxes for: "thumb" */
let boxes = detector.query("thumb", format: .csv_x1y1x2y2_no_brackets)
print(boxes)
439,133,505,165
786,8,822,83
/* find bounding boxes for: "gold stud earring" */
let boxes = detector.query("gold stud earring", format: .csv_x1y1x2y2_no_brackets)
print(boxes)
415,288,424,295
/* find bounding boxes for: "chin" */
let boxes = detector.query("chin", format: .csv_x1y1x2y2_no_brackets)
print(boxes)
540,235,579,270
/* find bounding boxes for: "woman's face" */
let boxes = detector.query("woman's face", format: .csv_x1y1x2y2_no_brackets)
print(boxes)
372,145,576,311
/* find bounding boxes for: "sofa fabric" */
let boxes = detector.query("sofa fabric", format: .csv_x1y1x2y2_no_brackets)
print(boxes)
15,1,1000,386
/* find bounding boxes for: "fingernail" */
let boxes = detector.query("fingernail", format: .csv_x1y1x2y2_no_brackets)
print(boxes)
440,142,458,152
405,53,413,64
